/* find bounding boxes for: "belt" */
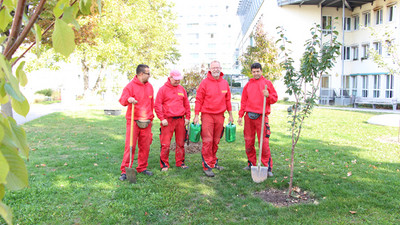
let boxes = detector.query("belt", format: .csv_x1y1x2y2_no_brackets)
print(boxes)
171,116,183,119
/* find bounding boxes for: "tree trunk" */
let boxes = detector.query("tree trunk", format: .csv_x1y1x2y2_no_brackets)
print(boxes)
91,65,105,93
81,57,89,96
1,101,13,118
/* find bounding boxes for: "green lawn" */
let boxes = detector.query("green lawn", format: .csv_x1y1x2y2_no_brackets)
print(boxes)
2,105,400,224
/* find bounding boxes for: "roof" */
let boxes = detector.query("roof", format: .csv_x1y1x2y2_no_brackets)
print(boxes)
277,0,375,10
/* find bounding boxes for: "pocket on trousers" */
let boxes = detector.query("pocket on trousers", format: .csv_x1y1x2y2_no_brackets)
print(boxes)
265,123,271,138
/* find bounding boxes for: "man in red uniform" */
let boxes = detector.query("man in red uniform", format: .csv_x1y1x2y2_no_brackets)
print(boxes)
119,64,154,181
194,60,233,177
238,63,278,177
155,70,191,171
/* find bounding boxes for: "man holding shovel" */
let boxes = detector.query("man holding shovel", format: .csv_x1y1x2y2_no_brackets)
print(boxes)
155,70,191,171
238,63,278,177
194,60,234,177
119,64,154,181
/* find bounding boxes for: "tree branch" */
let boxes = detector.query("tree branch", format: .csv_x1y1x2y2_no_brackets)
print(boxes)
12,0,80,66
4,0,26,58
5,0,45,60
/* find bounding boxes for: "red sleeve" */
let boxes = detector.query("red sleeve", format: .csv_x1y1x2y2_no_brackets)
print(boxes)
238,83,248,118
184,89,191,120
154,87,164,120
226,82,232,112
119,83,132,106
266,80,278,105
194,81,205,115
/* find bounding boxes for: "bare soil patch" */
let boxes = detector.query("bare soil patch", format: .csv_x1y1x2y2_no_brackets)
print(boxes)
169,141,202,154
254,187,317,207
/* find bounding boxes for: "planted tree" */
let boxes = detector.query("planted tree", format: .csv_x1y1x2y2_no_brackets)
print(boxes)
181,64,207,102
0,0,96,224
277,24,341,196
240,22,282,81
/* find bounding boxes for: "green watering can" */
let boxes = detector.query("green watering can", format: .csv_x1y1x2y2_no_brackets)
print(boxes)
225,122,236,143
189,123,201,143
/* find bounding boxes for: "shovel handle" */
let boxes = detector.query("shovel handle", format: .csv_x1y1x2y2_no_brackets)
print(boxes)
258,85,268,167
129,103,135,168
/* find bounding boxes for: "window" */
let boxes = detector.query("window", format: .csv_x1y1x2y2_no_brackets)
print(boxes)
373,75,381,98
343,46,351,60
342,75,350,96
361,44,369,59
386,75,394,98
190,53,199,59
188,33,199,39
187,23,199,28
373,42,382,55
344,17,351,31
210,33,214,38
208,43,216,49
353,15,360,30
351,76,357,96
322,16,332,34
352,46,359,60
388,5,395,22
362,76,368,97
363,11,371,27
375,8,383,25
321,76,329,88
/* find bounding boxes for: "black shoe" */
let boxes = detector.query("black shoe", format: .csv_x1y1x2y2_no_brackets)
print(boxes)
119,173,127,181
243,166,251,170
141,170,153,176
203,169,215,177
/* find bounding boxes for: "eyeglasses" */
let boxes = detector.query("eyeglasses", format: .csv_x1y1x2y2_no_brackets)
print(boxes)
143,72,151,76
211,67,221,70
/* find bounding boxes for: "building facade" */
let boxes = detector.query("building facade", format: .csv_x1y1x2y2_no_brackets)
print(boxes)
235,0,399,108
172,0,239,74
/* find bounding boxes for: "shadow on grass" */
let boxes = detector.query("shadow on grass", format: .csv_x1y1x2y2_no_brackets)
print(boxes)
4,109,400,224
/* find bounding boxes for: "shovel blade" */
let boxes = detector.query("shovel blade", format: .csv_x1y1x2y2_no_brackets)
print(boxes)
251,166,269,183
125,167,136,183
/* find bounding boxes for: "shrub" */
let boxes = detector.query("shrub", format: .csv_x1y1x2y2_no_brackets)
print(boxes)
35,88,53,97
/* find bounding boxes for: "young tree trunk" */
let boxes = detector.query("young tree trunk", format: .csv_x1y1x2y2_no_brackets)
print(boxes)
1,102,13,118
91,65,105,93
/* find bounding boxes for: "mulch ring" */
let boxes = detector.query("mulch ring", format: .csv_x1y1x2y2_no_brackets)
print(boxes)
169,141,202,154
254,187,318,207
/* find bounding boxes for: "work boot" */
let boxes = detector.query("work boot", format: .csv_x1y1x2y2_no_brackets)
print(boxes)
214,165,224,170
203,169,215,177
161,167,168,172
141,170,153,176
119,173,127,181
268,171,274,177
243,166,251,170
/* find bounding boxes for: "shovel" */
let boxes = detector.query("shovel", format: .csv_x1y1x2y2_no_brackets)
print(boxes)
251,85,269,183
125,103,136,183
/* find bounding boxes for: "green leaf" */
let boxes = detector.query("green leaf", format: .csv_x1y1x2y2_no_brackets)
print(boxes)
3,0,16,10
0,184,5,199
97,0,102,15
34,24,42,57
53,0,70,18
1,145,28,191
0,200,12,225
0,151,9,184
62,7,80,29
52,19,76,57
0,36,6,45
0,95,9,105
4,83,24,102
8,117,29,158
0,8,13,32
11,96,29,117
16,61,28,87
79,0,92,15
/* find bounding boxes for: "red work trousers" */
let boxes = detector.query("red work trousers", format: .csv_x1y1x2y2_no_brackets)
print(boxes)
243,113,273,170
159,117,186,168
201,113,224,170
120,120,153,174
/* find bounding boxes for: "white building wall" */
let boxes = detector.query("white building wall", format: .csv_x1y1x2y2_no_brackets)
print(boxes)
236,0,400,105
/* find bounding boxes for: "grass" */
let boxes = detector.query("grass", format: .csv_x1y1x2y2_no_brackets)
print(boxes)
2,104,400,224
